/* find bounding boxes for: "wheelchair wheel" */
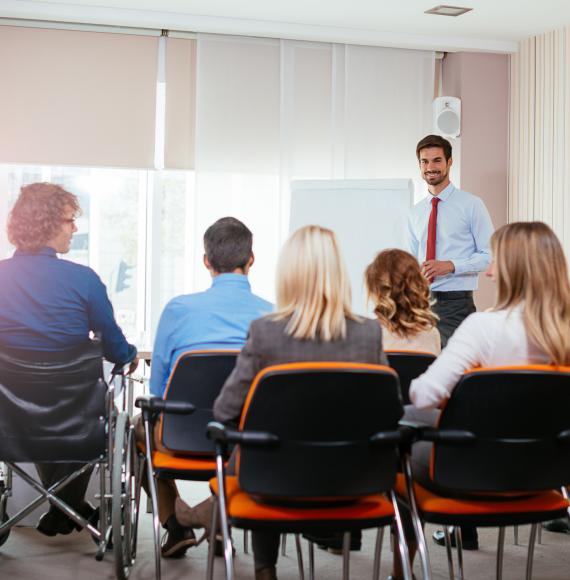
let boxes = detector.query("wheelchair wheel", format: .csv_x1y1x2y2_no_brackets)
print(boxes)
112,412,140,580
0,509,9,548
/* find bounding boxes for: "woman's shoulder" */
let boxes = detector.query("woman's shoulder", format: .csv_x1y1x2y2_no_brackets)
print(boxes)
249,313,289,335
347,316,382,337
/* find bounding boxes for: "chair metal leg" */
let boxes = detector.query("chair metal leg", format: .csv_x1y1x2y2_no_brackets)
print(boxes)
244,529,249,554
372,526,385,580
496,526,505,580
455,527,465,580
537,524,542,545
391,491,413,580
525,524,538,580
295,534,305,580
308,540,315,580
513,525,519,545
443,526,455,580
215,453,235,580
562,485,570,512
402,456,432,580
282,533,288,556
207,499,219,580
342,532,351,580
143,424,161,580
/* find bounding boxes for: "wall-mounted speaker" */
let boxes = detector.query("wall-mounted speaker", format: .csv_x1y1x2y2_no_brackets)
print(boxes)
433,96,461,138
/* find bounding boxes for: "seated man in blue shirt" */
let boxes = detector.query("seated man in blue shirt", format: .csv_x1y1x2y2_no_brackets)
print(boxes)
0,182,138,536
140,217,272,558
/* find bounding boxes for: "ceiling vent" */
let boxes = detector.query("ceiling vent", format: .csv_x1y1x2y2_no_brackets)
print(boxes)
425,5,473,17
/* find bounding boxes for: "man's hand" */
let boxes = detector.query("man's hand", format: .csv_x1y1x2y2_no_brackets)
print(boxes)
127,356,140,376
421,260,455,281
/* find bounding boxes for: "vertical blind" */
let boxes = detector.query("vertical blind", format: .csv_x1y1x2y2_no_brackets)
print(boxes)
510,27,570,254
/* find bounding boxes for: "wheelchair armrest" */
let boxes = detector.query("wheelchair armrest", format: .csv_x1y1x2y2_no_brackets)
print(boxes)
207,421,280,448
419,427,476,445
135,395,196,415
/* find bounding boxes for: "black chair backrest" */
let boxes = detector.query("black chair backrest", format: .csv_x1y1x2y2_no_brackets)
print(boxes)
386,350,436,405
238,362,403,500
161,350,238,455
0,340,106,462
432,366,570,492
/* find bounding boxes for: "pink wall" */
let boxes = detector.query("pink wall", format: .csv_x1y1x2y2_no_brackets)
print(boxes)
442,52,509,310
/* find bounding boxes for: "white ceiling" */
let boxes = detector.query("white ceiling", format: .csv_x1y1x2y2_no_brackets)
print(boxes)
3,0,570,53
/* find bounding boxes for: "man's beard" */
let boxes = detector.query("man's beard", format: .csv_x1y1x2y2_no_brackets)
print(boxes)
423,170,448,186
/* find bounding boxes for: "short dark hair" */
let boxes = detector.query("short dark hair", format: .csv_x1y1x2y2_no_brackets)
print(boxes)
416,134,452,161
204,217,253,273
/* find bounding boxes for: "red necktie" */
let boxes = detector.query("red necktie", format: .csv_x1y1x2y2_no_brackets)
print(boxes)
426,196,440,262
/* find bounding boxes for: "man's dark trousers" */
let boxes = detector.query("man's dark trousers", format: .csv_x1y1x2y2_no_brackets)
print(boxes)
432,290,476,348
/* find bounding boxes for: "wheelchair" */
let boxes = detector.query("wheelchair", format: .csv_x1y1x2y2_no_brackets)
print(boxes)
0,339,142,580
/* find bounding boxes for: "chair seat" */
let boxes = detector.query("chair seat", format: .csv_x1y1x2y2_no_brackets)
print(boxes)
152,449,216,471
395,474,569,526
210,476,395,532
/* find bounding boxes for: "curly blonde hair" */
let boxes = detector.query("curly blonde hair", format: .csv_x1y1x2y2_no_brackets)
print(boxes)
365,249,438,337
7,183,80,252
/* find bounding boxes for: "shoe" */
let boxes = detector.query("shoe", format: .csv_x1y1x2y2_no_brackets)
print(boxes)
36,510,75,537
433,527,479,550
542,517,570,534
303,531,361,554
255,567,278,580
161,517,197,558
175,496,214,533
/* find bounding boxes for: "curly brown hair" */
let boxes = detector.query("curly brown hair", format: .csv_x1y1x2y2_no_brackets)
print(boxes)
365,249,438,337
7,183,81,252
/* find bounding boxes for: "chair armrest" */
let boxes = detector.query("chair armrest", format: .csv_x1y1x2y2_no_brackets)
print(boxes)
135,395,195,415
369,430,404,446
207,421,280,447
419,427,476,445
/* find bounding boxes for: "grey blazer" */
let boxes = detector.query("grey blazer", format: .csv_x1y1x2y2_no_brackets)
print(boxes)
213,314,388,425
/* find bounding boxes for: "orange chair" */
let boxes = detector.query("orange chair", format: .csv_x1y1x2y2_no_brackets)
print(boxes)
207,362,414,580
385,350,436,405
398,366,570,580
136,349,238,580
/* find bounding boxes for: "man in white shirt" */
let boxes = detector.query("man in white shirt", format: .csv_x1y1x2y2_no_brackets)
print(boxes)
408,135,494,348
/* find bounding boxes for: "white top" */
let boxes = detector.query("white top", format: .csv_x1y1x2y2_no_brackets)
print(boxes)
382,325,441,355
409,306,550,409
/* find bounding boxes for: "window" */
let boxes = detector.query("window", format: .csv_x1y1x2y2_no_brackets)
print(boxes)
0,164,193,344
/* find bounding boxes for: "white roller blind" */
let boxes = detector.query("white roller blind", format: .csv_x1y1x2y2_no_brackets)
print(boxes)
0,26,158,168
196,34,281,174
193,34,435,303
164,37,196,170
344,45,434,179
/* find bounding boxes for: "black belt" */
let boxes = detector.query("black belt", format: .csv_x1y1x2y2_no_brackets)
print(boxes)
431,291,473,300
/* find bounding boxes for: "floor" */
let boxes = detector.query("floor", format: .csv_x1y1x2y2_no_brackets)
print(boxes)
1,481,570,580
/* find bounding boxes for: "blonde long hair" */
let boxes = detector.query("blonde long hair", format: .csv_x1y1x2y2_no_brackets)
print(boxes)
272,225,359,341
492,222,570,365
365,249,438,337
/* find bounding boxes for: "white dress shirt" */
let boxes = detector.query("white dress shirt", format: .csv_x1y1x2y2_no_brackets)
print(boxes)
407,183,494,291
409,305,550,409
